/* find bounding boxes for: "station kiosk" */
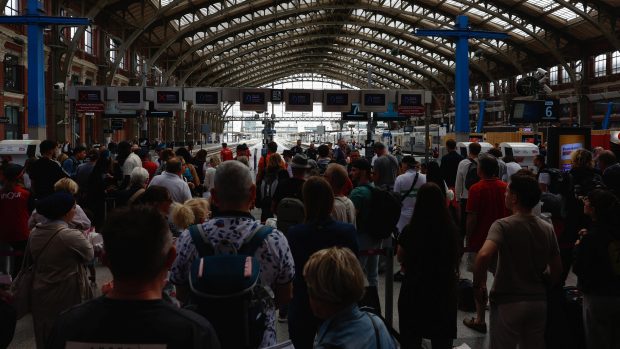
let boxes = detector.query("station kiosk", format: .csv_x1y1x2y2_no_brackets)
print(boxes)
0,140,41,165
499,142,540,169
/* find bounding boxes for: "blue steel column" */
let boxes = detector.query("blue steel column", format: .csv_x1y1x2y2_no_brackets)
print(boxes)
476,99,486,133
26,0,46,139
602,101,613,130
455,16,470,133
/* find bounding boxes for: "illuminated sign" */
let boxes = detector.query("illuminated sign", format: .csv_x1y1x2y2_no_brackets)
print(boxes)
156,90,180,104
118,90,141,104
285,90,313,112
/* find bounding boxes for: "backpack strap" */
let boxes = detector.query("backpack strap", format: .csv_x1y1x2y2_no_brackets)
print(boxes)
400,172,419,202
188,224,215,257
239,225,273,256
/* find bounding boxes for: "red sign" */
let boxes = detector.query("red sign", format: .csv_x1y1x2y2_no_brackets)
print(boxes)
76,102,105,112
398,105,425,115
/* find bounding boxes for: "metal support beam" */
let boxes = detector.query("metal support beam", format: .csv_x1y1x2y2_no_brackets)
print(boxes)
0,0,89,140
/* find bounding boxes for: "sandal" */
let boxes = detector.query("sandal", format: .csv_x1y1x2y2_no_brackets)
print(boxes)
463,317,487,333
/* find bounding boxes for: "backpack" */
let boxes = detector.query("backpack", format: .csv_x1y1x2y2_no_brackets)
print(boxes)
464,159,480,190
366,185,402,240
544,168,569,195
188,224,273,349
276,197,305,235
259,174,278,210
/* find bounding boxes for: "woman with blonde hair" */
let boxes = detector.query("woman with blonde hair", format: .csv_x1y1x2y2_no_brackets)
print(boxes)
305,247,397,349
171,198,210,230
28,178,91,231
286,177,358,349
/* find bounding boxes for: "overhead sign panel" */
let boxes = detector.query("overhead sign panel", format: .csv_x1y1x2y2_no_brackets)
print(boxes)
285,89,314,112
184,88,221,111
240,89,268,112
397,90,425,116
360,90,388,112
75,86,105,112
509,99,560,124
323,90,357,112
153,87,183,110
107,86,145,110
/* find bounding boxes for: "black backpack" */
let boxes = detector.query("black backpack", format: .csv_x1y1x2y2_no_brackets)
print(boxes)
187,224,273,349
464,159,480,190
366,186,402,240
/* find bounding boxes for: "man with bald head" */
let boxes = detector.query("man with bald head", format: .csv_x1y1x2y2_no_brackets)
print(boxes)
148,156,192,203
170,161,295,348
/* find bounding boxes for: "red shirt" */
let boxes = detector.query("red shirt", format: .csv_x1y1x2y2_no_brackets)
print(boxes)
466,179,509,252
0,186,31,242
142,160,158,180
220,148,233,161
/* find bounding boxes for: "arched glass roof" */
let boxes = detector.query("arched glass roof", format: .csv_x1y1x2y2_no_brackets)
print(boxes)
91,0,619,90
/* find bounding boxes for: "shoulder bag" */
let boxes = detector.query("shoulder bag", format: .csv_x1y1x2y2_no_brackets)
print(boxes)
10,227,64,319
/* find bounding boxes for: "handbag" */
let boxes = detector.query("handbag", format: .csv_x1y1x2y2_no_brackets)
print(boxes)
10,227,64,319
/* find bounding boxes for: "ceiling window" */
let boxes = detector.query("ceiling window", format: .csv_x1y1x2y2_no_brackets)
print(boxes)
109,38,117,62
4,0,18,16
549,66,558,85
612,51,620,75
84,26,93,55
562,66,571,83
594,53,607,77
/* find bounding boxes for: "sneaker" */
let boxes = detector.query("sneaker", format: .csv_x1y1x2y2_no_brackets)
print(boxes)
278,314,287,323
463,317,487,333
394,271,405,282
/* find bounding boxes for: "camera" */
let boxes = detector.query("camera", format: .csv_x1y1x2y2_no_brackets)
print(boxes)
53,82,65,90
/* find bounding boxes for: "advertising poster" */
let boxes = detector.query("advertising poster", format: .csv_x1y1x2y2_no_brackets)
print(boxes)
559,134,585,171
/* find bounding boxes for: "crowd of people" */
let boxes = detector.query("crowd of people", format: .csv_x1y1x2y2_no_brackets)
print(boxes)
0,135,618,349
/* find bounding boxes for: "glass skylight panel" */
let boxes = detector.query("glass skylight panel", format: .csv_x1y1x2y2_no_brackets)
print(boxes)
489,16,509,29
468,7,489,20
526,0,555,10
551,7,580,21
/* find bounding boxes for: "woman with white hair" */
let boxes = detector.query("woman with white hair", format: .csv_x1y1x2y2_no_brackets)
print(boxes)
115,167,150,207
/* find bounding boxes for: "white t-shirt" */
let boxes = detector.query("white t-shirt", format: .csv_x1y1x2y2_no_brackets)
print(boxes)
505,162,522,183
331,196,356,227
122,152,142,177
393,170,426,233
455,158,476,200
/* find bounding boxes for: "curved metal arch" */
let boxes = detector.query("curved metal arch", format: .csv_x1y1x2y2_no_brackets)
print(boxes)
211,50,427,90
172,18,498,86
155,2,516,82
105,0,188,85
184,30,456,87
239,66,380,90
223,60,397,89
261,74,358,90
196,40,449,92
217,57,409,89
552,0,620,51
181,27,461,87
59,0,119,82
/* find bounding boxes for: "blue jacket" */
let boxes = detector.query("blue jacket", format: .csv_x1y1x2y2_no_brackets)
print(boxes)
314,305,397,349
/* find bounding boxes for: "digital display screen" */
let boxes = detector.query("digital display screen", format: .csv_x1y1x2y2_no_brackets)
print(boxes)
271,90,284,103
147,110,173,118
559,135,585,171
364,93,386,106
326,93,349,106
342,112,369,121
196,91,219,105
403,126,414,132
400,94,422,106
510,99,559,123
78,90,101,103
287,92,312,106
156,91,180,104
243,92,265,105
118,90,141,104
